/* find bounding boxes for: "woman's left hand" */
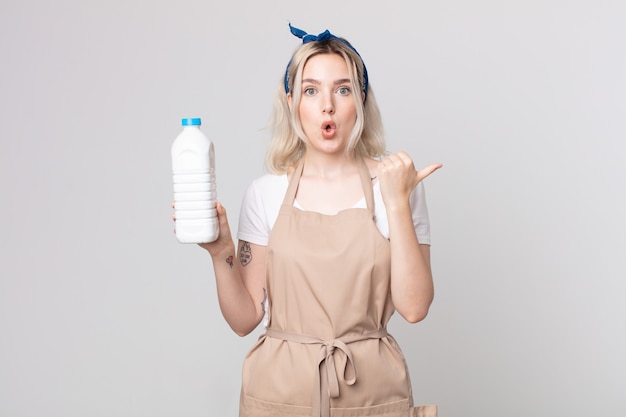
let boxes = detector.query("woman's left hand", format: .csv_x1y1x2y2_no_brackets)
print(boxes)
378,151,442,209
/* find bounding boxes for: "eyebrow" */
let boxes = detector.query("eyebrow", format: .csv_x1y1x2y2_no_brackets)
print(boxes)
302,78,351,86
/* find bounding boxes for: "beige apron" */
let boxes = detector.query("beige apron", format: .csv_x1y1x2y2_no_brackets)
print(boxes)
239,156,437,417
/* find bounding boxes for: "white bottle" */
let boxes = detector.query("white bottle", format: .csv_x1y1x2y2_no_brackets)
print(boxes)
171,117,219,243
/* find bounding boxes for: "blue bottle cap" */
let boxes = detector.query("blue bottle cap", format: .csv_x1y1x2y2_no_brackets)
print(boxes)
182,118,202,126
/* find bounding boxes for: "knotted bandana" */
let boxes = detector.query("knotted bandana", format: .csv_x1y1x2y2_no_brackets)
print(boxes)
283,23,369,100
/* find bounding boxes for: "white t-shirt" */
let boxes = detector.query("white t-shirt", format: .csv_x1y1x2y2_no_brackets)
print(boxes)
237,174,431,246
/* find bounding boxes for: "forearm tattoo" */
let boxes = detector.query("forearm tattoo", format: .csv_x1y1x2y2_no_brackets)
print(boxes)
239,241,252,266
225,255,234,268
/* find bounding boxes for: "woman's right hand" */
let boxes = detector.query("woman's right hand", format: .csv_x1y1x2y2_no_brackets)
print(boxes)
197,202,234,256
171,201,234,257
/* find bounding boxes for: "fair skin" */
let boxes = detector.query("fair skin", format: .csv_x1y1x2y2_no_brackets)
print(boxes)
175,53,442,335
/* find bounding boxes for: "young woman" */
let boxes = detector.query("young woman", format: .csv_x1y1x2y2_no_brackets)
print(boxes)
188,24,440,417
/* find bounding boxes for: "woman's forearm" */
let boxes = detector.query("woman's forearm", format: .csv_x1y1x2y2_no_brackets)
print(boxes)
210,243,264,336
387,205,434,323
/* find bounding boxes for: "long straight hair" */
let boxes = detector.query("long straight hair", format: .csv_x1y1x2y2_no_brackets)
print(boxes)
265,38,386,174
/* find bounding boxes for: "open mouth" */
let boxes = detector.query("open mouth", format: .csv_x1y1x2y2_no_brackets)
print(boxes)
321,122,336,138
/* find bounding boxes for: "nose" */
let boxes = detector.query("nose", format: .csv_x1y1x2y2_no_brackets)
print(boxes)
322,94,334,114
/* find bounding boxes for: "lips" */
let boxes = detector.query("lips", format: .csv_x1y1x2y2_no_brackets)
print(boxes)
321,121,336,139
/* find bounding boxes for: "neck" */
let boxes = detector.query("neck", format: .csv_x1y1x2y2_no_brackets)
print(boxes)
301,151,359,179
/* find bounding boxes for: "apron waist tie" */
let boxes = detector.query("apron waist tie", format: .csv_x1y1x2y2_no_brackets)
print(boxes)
265,328,388,417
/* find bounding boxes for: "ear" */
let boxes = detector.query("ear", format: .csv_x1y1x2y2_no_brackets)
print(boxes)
361,91,366,103
287,93,293,111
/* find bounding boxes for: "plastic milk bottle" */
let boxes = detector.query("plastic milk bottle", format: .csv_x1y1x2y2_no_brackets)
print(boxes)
171,118,219,243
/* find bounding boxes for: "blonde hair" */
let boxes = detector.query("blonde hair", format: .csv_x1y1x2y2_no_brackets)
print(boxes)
265,38,386,174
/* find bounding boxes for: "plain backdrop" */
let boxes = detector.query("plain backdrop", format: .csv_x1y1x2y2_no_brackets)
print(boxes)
1,1,625,416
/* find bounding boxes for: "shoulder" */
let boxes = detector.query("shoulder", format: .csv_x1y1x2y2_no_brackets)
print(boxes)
364,156,381,179
238,173,288,245
246,173,288,198
241,173,288,213
372,181,431,244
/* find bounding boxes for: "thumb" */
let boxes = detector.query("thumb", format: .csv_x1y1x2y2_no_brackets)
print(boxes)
416,163,443,183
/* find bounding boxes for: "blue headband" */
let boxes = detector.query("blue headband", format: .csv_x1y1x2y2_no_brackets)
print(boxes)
283,23,369,100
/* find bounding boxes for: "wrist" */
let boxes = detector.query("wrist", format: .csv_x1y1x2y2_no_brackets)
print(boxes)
202,241,234,259
384,199,411,214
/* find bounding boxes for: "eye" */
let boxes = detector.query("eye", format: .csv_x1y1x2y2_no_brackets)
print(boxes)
337,86,351,95
303,87,317,96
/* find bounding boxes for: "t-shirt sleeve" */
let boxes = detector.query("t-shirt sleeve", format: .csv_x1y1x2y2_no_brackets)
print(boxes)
411,181,431,245
237,179,271,246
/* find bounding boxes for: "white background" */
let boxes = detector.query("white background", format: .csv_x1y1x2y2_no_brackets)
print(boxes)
1,1,625,416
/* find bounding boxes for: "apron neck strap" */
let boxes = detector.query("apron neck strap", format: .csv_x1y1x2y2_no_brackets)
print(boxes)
356,155,376,216
283,158,305,206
